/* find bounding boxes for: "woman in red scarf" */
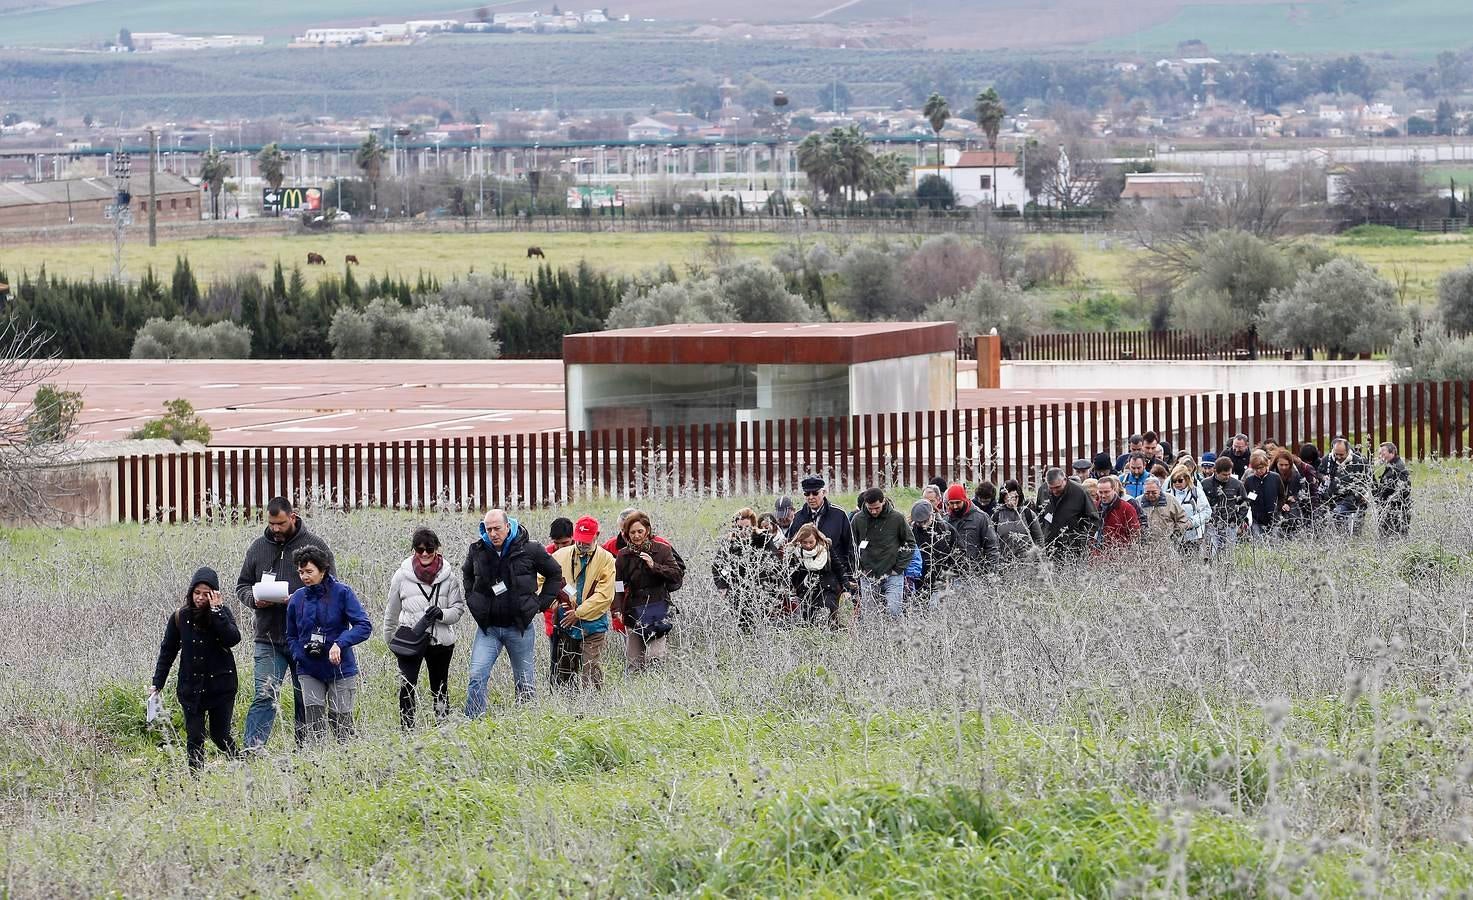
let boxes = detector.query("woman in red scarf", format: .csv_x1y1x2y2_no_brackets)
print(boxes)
384,527,467,729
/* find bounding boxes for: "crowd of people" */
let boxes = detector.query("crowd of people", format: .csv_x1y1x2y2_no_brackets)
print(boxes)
149,431,1414,772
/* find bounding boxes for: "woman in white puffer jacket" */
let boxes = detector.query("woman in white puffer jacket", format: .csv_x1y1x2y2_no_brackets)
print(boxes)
1167,464,1212,559
384,527,466,730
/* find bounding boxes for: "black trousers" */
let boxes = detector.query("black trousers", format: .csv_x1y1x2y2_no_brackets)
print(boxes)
396,643,454,729
183,694,237,772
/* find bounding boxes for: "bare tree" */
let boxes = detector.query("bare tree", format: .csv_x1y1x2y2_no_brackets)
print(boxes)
1122,168,1296,291
0,320,73,523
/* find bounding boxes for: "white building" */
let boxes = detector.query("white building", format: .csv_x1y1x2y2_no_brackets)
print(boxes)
130,32,264,51
405,19,459,33
584,9,608,22
912,148,1026,209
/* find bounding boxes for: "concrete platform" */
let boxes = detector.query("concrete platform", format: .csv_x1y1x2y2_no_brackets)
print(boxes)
52,359,1233,448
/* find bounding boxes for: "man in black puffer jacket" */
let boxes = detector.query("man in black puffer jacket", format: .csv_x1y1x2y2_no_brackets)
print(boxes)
234,496,334,750
463,508,563,716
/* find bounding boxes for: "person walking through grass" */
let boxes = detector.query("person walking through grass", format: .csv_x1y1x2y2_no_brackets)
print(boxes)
788,523,844,626
285,545,372,744
549,516,616,690
851,487,915,618
151,567,241,773
614,510,686,672
463,508,564,716
234,496,335,751
384,527,466,730
1373,441,1412,538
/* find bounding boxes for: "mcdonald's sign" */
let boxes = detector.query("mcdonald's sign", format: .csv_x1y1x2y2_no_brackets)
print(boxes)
262,186,323,215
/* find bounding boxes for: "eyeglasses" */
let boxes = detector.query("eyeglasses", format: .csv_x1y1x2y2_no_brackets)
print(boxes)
802,490,821,496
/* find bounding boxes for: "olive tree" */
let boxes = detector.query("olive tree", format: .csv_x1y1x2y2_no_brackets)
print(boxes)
1258,258,1406,359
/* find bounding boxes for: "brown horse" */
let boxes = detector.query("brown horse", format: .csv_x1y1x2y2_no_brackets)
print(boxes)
526,246,545,259
306,252,326,265
345,255,360,265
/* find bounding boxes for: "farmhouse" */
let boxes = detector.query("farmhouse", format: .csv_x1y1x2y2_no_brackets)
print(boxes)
0,174,199,229
562,322,957,433
1119,172,1206,207
912,148,1027,209
1119,172,1206,208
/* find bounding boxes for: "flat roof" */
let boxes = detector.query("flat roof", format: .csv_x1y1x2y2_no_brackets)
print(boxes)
563,322,957,366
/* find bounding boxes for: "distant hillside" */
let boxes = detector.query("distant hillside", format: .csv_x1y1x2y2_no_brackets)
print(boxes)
0,0,1466,52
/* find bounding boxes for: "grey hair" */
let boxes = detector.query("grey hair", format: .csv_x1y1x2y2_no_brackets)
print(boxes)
1044,467,1066,485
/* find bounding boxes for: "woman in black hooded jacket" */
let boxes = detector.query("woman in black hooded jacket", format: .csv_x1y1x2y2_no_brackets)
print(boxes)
151,567,242,772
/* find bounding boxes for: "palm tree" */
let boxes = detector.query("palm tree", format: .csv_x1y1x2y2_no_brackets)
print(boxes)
973,87,1007,209
861,151,909,197
922,92,950,190
355,133,387,215
256,142,287,191
830,125,873,205
796,132,833,205
198,147,228,220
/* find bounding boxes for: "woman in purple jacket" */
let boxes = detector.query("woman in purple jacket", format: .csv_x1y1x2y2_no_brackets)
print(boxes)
285,544,373,743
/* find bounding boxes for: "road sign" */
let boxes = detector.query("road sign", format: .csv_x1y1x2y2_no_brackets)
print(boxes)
566,186,624,210
262,186,323,215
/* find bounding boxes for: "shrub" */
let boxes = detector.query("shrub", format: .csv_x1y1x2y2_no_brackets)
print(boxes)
1021,241,1081,288
1436,263,1473,334
604,280,735,329
916,173,956,210
713,259,817,322
328,297,500,359
902,234,990,312
1258,257,1405,358
129,398,211,444
924,276,1039,345
837,243,907,319
26,384,82,444
129,317,252,359
1169,230,1295,334
1390,325,1473,382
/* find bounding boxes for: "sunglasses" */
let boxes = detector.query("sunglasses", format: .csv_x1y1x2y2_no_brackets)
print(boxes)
802,490,821,496
413,546,437,554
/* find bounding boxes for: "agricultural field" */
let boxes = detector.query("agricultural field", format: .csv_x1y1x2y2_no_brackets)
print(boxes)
4,466,1473,894
1092,0,1472,54
0,229,796,285
2,226,1468,307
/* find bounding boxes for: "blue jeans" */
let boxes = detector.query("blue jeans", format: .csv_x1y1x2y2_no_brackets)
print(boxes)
861,574,906,618
243,641,305,749
465,621,538,717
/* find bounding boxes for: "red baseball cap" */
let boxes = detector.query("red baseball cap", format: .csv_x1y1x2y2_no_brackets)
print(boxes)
574,516,599,540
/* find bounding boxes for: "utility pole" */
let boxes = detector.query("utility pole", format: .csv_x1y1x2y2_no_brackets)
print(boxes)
106,147,133,281
146,126,158,246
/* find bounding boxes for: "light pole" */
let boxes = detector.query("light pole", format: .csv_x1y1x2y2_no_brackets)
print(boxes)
106,146,133,281
475,124,484,219
773,90,790,200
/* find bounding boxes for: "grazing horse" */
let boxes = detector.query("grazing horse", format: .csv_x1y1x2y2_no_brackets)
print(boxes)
345,255,360,265
306,252,326,265
526,246,545,259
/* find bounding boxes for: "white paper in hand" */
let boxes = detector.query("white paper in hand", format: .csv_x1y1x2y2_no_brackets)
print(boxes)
146,692,164,724
253,580,290,604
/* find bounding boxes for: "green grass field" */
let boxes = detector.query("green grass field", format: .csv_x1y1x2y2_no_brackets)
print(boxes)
2,227,1467,317
1092,0,1472,54
0,230,794,286
5,467,1473,894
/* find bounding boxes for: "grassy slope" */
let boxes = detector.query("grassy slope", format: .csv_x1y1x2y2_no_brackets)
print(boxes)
4,469,1473,894
1093,0,1472,54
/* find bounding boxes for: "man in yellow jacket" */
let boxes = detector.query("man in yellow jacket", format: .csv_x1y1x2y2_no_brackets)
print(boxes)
548,516,616,690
